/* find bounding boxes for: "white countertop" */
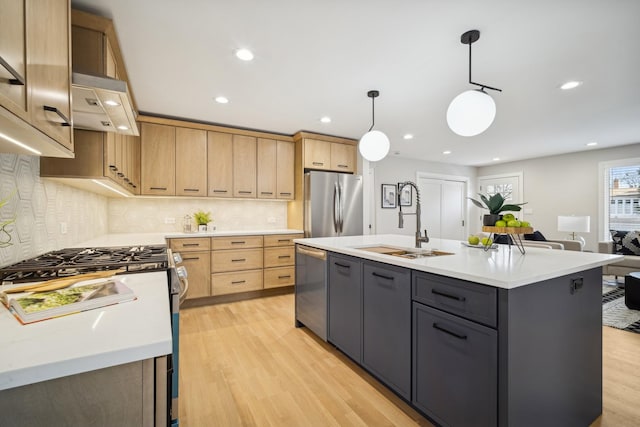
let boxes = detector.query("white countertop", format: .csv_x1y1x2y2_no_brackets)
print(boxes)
295,234,624,289
73,229,303,247
0,271,172,391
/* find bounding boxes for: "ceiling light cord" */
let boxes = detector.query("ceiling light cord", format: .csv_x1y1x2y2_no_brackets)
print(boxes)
368,90,377,132
466,32,502,93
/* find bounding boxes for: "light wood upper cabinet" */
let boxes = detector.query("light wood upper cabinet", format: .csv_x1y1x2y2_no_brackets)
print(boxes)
330,142,356,173
207,131,233,197
233,135,257,198
26,0,73,151
276,140,295,199
303,138,331,170
176,127,207,196
0,0,28,119
257,138,277,199
140,122,175,195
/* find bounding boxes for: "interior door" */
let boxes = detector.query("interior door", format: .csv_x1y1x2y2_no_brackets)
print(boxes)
478,173,524,218
418,177,466,240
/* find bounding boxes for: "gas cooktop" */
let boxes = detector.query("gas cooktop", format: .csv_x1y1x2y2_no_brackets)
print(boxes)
0,245,168,284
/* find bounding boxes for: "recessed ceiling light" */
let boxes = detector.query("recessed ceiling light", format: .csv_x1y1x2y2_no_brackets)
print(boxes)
104,100,120,107
586,141,598,146
560,81,582,90
492,157,500,161
403,134,414,140
117,125,129,130
215,96,229,104
235,48,254,61
320,116,331,123
443,150,452,155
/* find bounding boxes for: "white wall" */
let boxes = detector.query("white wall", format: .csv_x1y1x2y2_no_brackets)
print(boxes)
477,143,640,252
369,156,478,236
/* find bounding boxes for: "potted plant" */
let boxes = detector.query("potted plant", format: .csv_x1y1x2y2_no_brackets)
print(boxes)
468,193,527,226
193,210,212,232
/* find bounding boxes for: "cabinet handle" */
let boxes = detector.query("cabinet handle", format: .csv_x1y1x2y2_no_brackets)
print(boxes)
213,189,228,193
279,192,292,196
433,323,467,340
312,162,324,166
231,241,246,244
278,275,291,279
182,257,200,261
278,255,291,259
261,192,273,195
277,239,291,242
109,165,118,171
334,262,350,269
117,172,124,177
231,280,246,285
123,178,130,183
43,105,71,126
183,243,200,247
337,164,348,168
0,55,25,85
150,187,167,190
231,258,246,262
184,188,200,192
431,288,466,302
238,191,252,194
372,272,394,281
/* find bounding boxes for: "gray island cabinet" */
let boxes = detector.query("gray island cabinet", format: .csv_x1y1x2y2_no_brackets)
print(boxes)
298,234,622,427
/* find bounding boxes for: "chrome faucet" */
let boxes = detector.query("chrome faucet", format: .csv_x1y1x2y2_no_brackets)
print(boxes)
398,181,429,248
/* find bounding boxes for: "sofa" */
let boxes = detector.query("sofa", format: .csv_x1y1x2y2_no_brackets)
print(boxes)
599,233,640,278
494,231,583,251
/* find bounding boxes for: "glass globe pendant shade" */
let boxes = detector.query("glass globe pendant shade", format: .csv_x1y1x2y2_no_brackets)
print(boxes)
359,130,390,162
446,89,496,137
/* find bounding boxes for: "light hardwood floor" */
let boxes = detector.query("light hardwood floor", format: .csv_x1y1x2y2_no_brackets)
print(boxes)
179,293,640,426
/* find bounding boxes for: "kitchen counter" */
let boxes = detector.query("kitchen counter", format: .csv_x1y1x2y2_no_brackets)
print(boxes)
0,271,172,391
73,229,303,247
295,234,622,289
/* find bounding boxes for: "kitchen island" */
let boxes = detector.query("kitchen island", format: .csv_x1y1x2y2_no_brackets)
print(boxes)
295,234,623,427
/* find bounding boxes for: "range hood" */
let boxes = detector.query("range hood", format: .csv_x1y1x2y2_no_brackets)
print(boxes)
71,72,139,136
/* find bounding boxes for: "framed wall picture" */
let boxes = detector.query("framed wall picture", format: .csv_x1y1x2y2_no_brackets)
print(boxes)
398,184,412,206
381,184,397,208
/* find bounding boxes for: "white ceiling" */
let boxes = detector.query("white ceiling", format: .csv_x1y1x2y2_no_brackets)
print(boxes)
71,0,640,166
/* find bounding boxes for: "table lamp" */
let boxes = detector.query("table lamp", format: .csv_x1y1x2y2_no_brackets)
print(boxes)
557,215,590,247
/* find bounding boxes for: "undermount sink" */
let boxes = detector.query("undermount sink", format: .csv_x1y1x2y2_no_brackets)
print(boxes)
356,245,454,259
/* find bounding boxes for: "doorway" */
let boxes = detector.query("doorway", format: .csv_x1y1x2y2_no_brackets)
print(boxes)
477,172,524,219
417,173,468,240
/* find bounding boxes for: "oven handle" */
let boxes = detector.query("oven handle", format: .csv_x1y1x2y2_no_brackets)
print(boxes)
176,266,189,304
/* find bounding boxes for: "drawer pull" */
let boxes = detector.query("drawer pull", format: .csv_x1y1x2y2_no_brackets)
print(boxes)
0,55,25,85
182,257,200,261
261,191,273,195
183,243,200,247
109,165,118,171
231,280,246,285
238,191,252,194
372,272,394,281
43,105,71,126
337,164,348,168
433,323,467,340
231,258,246,262
213,189,228,193
279,192,292,196
277,239,291,242
117,172,124,177
312,162,324,166
184,188,200,192
150,187,167,191
231,241,246,244
278,255,291,259
278,275,291,279
431,288,466,302
334,262,350,269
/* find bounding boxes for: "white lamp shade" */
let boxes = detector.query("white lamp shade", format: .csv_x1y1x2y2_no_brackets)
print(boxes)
447,89,496,137
557,215,591,233
359,130,390,162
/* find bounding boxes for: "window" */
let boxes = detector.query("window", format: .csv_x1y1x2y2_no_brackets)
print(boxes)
605,162,640,233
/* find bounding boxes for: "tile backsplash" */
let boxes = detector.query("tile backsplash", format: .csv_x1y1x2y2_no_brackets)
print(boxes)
108,198,288,233
0,154,108,267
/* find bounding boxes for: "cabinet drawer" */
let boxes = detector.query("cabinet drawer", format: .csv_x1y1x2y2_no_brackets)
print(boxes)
413,272,497,328
264,246,295,268
212,248,263,273
263,234,303,247
211,270,263,296
168,237,211,252
264,266,295,289
178,251,211,299
212,235,263,250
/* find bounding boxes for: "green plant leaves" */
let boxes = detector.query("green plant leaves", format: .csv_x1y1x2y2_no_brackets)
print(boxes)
468,192,526,214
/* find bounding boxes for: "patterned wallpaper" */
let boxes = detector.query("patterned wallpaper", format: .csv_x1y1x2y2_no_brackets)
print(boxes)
0,153,108,268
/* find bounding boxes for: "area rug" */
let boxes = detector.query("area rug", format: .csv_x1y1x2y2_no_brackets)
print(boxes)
602,281,640,333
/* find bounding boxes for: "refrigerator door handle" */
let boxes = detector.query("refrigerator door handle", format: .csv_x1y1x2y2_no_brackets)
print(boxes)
338,182,344,233
333,182,339,233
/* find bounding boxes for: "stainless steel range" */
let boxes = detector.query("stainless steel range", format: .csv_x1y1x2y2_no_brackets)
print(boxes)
0,245,168,284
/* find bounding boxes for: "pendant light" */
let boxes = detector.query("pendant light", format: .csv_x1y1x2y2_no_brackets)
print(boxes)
447,30,502,137
359,90,390,162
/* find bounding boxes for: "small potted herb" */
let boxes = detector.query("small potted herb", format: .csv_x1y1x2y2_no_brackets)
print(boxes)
468,193,527,226
193,211,212,232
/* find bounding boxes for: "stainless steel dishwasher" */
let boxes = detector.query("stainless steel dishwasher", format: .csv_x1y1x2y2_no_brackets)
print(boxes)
295,244,328,341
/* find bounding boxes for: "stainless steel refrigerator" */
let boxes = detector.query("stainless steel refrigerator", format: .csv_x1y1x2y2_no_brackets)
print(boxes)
304,171,363,237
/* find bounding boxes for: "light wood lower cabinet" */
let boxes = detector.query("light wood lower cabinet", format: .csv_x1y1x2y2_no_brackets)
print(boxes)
211,248,263,273
263,233,302,289
264,266,295,289
168,237,211,299
212,270,263,296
